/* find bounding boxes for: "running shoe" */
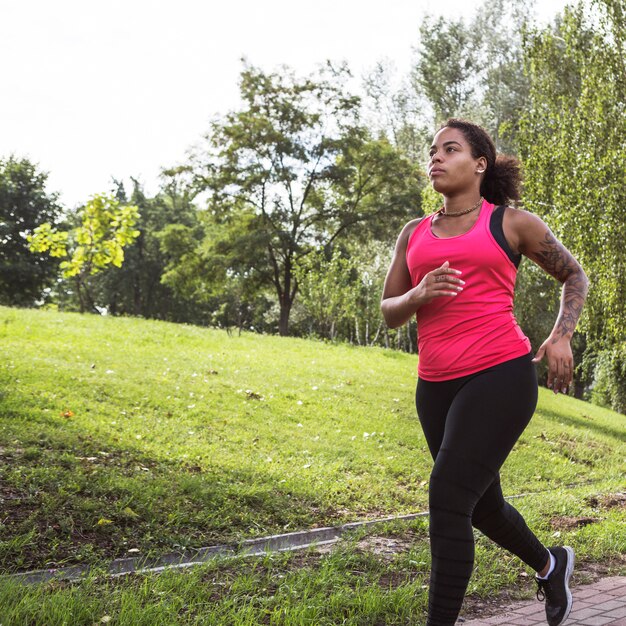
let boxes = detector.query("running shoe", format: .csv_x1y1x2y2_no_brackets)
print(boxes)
535,546,575,626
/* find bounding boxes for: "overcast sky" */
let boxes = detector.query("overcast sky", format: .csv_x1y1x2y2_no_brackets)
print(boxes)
0,0,571,208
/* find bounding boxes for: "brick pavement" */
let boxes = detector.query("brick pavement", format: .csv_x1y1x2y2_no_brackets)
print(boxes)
460,577,626,626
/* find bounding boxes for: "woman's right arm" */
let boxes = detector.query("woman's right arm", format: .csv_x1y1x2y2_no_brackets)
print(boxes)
380,219,464,329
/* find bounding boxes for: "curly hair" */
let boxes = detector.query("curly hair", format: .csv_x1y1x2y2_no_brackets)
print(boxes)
442,119,522,206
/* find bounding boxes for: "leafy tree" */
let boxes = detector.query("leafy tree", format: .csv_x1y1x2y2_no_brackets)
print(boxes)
28,193,140,313
410,0,534,151
295,241,416,350
362,60,432,163
295,250,358,341
412,16,478,125
0,156,62,306
519,0,626,407
88,173,208,323
186,61,423,335
469,0,534,152
158,205,273,333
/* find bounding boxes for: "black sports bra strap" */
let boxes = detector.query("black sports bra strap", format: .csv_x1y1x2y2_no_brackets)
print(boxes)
490,206,521,268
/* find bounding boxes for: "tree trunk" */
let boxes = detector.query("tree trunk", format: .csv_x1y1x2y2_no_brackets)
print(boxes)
133,276,141,316
278,298,291,336
75,277,85,314
370,322,382,346
277,253,296,336
76,274,98,314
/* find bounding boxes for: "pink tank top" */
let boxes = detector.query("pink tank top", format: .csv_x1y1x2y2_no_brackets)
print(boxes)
405,199,531,381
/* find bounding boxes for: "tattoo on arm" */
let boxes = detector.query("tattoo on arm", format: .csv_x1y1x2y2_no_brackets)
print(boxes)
529,232,589,341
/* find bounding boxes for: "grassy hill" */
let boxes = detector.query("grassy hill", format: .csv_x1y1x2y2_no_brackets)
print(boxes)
0,305,623,574
0,306,624,624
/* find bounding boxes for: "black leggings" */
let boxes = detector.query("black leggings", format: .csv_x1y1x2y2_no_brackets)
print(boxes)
415,353,549,626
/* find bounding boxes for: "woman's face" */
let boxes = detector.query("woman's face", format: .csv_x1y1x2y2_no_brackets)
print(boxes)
427,127,486,196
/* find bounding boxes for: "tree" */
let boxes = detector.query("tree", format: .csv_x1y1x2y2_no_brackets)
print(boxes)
295,240,416,350
412,16,478,125
361,60,432,163
88,173,208,323
518,0,626,407
187,61,423,335
28,193,140,313
411,0,535,150
158,205,273,333
0,156,62,306
469,0,535,152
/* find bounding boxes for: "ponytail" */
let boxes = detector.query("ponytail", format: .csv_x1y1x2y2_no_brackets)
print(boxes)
481,155,522,206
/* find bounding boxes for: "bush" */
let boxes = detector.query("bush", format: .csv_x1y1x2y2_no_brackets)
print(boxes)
590,342,626,415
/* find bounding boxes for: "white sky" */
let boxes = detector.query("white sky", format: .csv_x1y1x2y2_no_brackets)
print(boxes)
0,0,570,208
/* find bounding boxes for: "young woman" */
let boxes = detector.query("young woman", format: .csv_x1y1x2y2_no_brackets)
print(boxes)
381,119,589,626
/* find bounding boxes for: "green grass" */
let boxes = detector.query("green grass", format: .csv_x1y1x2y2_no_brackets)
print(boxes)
0,507,624,625
0,305,624,624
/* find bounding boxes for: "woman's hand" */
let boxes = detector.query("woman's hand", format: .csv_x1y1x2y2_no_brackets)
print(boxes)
381,219,464,329
508,210,588,396
413,261,464,305
532,336,574,394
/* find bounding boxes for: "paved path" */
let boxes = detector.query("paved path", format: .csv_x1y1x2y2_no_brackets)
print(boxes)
460,577,626,625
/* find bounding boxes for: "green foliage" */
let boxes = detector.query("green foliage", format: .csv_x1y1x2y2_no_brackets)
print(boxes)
361,60,432,163
186,61,423,335
0,156,63,306
519,0,626,406
295,251,355,339
29,193,140,278
413,15,478,124
295,242,392,345
411,0,533,152
88,176,208,323
469,0,534,152
28,193,140,312
159,202,273,332
420,185,442,215
590,342,626,414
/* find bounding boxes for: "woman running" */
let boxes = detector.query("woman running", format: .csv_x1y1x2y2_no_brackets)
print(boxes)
381,119,589,626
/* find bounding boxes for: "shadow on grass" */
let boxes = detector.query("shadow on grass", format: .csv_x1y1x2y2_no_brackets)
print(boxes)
538,403,625,443
0,407,340,573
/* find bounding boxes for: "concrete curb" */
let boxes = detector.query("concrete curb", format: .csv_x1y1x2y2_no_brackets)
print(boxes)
9,512,431,585
7,494,531,585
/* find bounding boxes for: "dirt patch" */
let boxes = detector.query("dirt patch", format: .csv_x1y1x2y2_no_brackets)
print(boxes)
586,492,626,509
355,535,415,560
550,516,601,530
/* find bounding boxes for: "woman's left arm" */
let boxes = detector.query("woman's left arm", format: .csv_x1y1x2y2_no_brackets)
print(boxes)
508,210,590,394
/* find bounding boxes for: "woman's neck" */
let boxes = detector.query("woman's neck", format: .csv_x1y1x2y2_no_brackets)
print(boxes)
442,192,483,213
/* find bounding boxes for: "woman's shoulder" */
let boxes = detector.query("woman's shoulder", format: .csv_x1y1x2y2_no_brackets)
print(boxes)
502,206,547,230
398,215,427,247
500,206,550,253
